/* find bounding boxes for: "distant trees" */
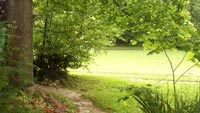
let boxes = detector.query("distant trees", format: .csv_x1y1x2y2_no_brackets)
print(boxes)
189,0,200,33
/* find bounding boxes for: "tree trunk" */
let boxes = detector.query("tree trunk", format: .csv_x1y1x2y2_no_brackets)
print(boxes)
6,0,34,87
0,0,7,21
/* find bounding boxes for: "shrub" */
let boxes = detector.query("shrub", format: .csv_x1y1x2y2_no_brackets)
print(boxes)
33,0,120,81
33,40,90,81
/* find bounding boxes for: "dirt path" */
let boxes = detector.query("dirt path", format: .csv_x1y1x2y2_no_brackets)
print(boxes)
32,85,106,113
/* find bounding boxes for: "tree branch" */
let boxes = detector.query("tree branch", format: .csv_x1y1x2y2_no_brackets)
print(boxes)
175,62,199,83
163,48,174,76
173,52,187,72
112,0,130,16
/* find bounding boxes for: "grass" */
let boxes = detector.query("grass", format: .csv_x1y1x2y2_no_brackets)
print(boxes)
67,47,200,113
70,47,200,83
70,47,200,76
66,74,200,113
1,47,199,113
66,74,140,113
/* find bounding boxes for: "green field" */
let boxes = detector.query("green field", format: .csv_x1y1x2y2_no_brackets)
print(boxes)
67,74,200,113
69,47,200,82
67,47,200,113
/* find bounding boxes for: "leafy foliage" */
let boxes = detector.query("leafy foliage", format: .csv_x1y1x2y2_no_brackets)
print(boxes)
133,1,196,53
189,0,200,33
107,0,199,58
33,0,121,81
110,1,200,110
32,0,200,81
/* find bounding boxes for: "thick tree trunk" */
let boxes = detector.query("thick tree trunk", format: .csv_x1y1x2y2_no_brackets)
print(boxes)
6,0,34,87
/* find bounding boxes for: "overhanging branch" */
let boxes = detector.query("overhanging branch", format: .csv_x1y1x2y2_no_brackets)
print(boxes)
112,0,130,16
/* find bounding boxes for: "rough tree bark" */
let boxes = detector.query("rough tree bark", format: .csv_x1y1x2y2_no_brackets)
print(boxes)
6,0,34,87
0,0,7,21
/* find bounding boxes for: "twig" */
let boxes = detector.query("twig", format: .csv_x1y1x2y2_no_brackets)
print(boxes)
175,62,199,83
112,0,130,16
173,52,187,72
163,48,175,78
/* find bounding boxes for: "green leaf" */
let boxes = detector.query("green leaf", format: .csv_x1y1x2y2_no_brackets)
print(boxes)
130,40,137,46
196,63,200,68
186,51,195,60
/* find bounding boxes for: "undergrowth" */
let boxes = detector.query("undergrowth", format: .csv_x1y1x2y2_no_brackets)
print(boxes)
0,88,43,113
0,87,76,113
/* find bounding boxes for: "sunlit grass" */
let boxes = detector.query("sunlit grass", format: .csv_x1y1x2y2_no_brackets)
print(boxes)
67,47,200,113
69,47,200,82
66,74,141,113
66,74,200,113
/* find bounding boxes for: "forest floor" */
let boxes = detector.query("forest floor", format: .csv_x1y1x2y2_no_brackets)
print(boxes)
31,84,106,113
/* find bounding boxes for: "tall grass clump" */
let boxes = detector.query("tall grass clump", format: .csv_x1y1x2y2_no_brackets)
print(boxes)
122,86,200,113
122,48,200,113
125,35,200,113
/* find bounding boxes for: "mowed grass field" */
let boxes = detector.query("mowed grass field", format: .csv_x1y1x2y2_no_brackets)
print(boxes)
70,47,200,82
66,75,200,113
67,47,200,113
